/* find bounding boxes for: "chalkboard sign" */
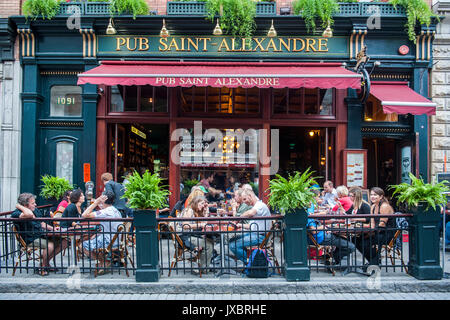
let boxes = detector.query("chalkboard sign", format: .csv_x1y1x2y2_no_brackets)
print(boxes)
437,173,450,187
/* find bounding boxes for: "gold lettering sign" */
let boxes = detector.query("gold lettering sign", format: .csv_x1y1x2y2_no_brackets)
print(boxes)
113,36,330,54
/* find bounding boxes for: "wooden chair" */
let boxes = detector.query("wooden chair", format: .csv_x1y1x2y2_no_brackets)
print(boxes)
50,210,64,227
307,231,336,276
166,224,204,277
245,222,282,275
12,225,42,276
94,222,135,277
378,229,408,273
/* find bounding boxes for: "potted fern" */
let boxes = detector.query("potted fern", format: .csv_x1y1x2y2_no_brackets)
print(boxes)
390,0,439,44
268,168,319,281
389,172,447,280
292,0,339,34
389,172,449,216
122,170,170,213
39,175,73,206
122,170,169,282
268,168,320,215
22,0,61,20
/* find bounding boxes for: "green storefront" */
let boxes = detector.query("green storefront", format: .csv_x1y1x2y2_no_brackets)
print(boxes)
6,2,437,207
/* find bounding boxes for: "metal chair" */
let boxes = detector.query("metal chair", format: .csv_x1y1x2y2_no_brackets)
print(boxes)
307,231,336,276
94,222,135,277
166,223,204,277
12,226,42,276
378,229,408,273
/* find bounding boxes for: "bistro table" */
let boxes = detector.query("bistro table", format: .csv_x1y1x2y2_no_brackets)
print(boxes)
203,212,240,277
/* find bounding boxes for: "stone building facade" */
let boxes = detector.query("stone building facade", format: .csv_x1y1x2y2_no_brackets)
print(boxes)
431,1,450,182
0,0,21,212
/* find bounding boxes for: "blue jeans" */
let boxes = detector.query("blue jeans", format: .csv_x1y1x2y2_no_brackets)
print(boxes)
446,221,450,246
228,233,265,263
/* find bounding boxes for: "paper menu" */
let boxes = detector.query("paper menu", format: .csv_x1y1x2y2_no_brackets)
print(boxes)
346,152,364,187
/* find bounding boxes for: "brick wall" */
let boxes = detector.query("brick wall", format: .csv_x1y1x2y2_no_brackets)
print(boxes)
0,0,22,18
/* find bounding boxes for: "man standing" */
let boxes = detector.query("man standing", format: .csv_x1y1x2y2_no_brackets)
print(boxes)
199,172,222,199
228,189,271,263
101,172,130,218
12,193,68,276
318,180,338,207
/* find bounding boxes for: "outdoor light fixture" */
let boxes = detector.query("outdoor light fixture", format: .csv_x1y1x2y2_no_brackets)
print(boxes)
309,131,315,137
106,18,117,35
322,24,333,38
280,7,291,15
369,61,381,76
160,19,170,38
267,20,277,37
213,18,223,36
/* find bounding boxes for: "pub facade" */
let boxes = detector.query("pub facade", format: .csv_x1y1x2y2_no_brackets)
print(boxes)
5,2,437,207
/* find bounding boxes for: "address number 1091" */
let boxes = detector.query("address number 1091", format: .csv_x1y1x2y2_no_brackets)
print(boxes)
57,97,76,105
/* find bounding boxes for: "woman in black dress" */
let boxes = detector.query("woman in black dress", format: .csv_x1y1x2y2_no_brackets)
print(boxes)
60,189,85,229
354,187,395,268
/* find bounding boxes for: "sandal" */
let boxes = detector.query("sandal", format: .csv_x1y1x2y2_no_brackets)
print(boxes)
34,267,49,276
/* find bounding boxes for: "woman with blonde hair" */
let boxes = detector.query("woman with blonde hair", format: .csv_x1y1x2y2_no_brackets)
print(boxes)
183,186,205,211
347,187,371,217
177,195,214,274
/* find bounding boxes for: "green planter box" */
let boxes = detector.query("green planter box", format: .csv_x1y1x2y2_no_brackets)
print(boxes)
360,2,406,16
283,208,310,281
134,209,160,282
167,1,276,16
85,2,111,15
408,204,443,280
58,2,85,15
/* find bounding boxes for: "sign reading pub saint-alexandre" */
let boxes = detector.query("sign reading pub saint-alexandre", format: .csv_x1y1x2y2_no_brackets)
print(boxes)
97,35,349,57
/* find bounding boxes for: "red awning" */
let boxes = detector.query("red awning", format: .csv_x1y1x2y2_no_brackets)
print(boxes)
77,61,361,89
370,81,436,116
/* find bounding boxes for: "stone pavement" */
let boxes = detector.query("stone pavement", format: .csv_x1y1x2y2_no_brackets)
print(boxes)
1,272,449,295
0,292,449,300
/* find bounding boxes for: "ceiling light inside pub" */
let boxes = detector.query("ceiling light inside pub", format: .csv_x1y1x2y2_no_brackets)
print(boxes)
106,18,117,35
160,19,170,38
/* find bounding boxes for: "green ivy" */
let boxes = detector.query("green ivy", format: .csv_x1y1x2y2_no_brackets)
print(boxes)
389,173,449,211
109,0,149,19
292,0,339,34
22,0,61,20
390,0,438,43
205,0,256,39
39,175,73,201
122,170,170,210
267,168,320,214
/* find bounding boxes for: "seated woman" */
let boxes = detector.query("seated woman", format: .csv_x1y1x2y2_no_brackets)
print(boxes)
55,190,72,214
347,187,371,219
331,186,353,214
177,195,215,273
60,189,84,229
81,190,122,274
354,187,395,268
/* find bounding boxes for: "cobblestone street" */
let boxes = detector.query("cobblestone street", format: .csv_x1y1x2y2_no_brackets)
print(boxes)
1,292,449,300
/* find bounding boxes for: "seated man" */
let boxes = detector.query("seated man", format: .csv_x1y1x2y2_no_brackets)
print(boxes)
228,189,271,263
81,190,122,274
307,217,356,266
12,193,68,276
317,180,338,207
230,188,252,223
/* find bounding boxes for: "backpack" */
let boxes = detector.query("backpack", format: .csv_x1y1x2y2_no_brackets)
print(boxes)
245,249,270,278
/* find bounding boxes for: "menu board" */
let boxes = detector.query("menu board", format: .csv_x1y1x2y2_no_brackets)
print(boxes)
343,149,367,188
